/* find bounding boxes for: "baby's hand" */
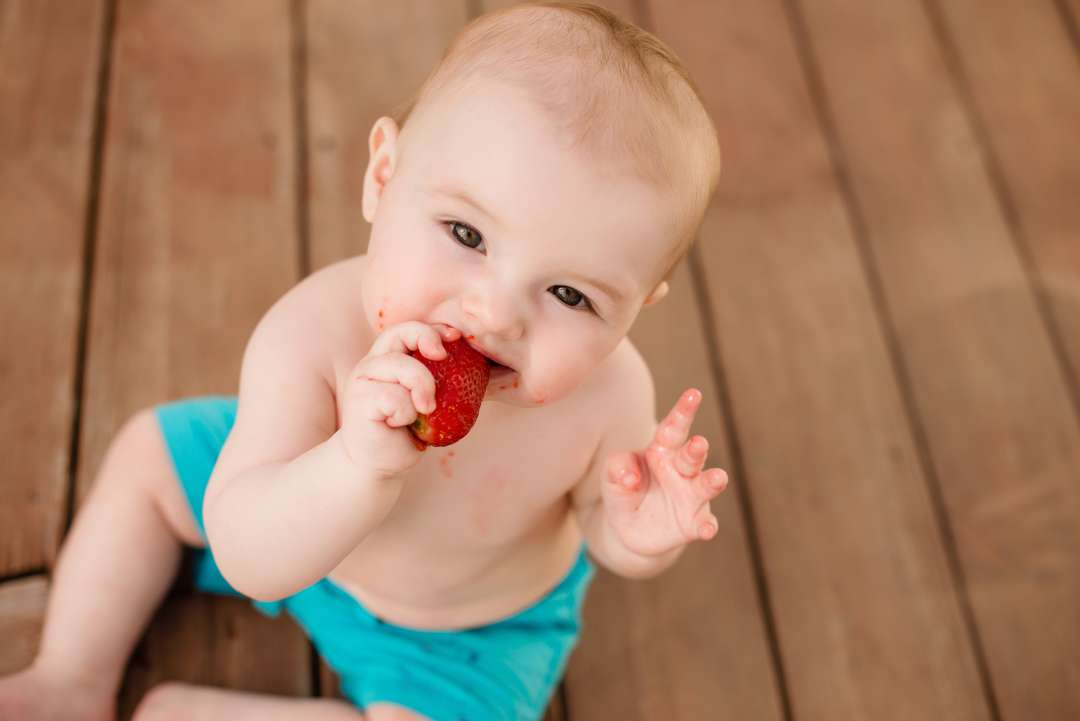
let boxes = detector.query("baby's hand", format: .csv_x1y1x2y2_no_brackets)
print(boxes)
602,389,730,558
339,321,461,480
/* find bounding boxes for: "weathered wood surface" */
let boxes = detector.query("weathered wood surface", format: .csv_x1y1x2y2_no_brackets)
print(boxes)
72,0,309,716
2,0,1079,719
0,0,105,576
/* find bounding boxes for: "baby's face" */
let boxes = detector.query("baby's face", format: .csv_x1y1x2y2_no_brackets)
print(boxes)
361,78,679,407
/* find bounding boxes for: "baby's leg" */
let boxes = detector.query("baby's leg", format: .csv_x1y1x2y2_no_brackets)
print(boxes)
131,682,386,721
0,409,205,721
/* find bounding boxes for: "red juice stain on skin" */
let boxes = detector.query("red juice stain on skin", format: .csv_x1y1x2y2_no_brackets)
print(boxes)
512,379,519,389
375,303,388,332
439,450,456,478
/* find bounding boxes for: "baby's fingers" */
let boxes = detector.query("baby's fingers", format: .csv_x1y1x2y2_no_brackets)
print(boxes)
359,381,417,428
693,505,720,540
698,467,730,499
354,354,437,415
654,389,702,450
673,435,708,477
370,321,455,361
603,452,646,513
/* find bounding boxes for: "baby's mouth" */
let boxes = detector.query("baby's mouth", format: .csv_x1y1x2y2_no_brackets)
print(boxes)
486,357,515,374
484,357,517,387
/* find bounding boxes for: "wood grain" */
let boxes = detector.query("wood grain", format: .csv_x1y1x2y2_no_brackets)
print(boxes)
0,0,105,575
652,0,995,717
914,0,1080,715
305,0,469,269
0,576,49,675
78,0,308,713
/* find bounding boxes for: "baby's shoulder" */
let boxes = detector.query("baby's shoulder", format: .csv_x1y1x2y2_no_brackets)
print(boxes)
253,255,370,381
278,255,367,323
573,337,657,428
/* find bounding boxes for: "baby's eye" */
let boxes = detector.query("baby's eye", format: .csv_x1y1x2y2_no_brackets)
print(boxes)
549,285,594,312
446,221,484,251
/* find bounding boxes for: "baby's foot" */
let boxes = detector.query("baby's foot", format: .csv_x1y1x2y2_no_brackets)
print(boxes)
0,663,115,721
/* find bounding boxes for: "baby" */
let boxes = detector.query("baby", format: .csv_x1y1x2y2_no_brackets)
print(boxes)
0,2,724,720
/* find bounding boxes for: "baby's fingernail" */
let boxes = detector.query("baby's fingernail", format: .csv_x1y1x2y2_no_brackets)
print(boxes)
620,470,636,488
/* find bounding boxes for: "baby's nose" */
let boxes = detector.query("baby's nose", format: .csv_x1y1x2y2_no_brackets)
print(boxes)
461,285,525,341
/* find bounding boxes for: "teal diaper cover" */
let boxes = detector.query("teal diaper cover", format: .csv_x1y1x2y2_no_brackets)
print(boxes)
153,395,596,721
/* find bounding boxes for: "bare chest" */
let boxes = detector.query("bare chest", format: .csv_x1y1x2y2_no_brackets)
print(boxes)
326,391,599,621
357,400,596,552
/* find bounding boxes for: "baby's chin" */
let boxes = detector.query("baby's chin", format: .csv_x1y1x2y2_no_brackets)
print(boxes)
483,367,535,407
483,372,568,409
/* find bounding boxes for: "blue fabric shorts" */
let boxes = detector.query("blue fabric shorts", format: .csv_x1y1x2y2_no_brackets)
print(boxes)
153,395,595,721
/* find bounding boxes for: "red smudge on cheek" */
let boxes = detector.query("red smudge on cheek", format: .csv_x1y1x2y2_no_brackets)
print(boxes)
374,301,390,332
512,379,519,389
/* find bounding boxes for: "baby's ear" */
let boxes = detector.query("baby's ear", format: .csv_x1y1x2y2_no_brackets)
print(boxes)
362,116,401,223
643,281,670,307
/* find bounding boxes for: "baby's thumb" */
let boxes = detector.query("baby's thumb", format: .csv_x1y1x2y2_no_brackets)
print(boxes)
604,451,646,513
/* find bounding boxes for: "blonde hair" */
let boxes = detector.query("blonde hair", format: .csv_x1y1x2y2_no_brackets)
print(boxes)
393,1,721,284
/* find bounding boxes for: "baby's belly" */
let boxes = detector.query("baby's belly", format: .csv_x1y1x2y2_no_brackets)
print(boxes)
326,510,584,631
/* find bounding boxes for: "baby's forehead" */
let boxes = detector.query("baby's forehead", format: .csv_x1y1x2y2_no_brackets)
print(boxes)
413,81,675,220
394,3,719,282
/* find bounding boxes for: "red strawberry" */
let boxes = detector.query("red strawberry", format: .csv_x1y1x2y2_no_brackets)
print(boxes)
409,337,491,448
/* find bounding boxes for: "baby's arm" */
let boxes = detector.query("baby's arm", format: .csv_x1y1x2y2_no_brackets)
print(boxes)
202,272,403,602
572,346,728,579
571,348,680,579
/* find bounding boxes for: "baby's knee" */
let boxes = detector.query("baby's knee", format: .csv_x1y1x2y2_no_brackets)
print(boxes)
94,407,166,479
131,681,190,721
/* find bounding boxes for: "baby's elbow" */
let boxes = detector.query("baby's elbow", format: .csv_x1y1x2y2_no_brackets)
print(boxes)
207,540,290,603
201,496,288,602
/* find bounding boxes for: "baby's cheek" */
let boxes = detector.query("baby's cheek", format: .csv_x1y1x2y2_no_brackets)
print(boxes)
529,354,594,405
362,263,442,331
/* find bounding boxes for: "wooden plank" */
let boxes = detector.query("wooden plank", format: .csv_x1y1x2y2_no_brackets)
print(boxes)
0,0,105,575
932,0,1080,404
117,595,310,719
0,576,49,675
651,0,999,718
78,0,308,709
901,0,1080,716
305,0,469,270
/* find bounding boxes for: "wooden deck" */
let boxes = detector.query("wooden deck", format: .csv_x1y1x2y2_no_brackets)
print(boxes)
3,0,1080,719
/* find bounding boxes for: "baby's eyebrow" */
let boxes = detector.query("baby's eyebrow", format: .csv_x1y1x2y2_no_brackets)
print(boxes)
431,186,502,227
572,274,627,303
